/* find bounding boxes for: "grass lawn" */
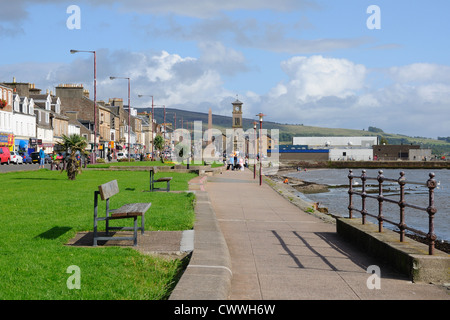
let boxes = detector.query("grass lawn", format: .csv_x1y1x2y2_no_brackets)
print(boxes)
0,168,197,300
88,160,176,168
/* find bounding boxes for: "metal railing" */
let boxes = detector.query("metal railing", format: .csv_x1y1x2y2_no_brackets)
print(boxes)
347,169,438,255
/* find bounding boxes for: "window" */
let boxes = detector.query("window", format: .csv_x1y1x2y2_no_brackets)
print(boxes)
45,112,49,123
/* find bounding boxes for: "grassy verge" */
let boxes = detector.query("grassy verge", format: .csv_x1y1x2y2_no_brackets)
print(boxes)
0,169,197,300
87,160,174,168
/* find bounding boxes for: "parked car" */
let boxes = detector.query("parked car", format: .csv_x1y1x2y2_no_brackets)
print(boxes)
30,152,40,163
20,152,33,164
117,152,127,160
45,153,52,164
31,151,52,164
10,151,23,164
0,147,11,165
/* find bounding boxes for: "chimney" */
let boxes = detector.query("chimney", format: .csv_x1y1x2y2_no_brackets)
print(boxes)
55,84,85,99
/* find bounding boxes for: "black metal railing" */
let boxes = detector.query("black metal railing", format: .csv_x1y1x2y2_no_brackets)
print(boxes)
347,169,438,255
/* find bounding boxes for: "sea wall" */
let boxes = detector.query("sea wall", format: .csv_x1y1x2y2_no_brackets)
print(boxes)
280,160,450,170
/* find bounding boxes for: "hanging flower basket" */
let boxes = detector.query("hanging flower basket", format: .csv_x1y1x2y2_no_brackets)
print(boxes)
0,99,7,108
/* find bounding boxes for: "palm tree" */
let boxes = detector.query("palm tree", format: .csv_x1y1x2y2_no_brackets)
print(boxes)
153,134,165,163
56,134,88,180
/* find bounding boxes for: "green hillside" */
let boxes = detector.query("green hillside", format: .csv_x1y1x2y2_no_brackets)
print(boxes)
148,107,450,156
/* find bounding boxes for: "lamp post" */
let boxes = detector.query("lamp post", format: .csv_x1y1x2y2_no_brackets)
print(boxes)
253,121,257,180
154,105,166,147
110,76,131,162
256,113,265,186
70,49,97,163
138,94,154,160
166,111,176,130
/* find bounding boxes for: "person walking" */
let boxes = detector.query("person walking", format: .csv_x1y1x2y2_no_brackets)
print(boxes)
39,147,45,169
239,157,244,171
229,155,235,171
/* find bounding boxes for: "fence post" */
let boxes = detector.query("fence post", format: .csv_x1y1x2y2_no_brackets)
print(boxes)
398,171,406,242
376,170,384,233
426,173,437,255
348,170,354,219
361,170,367,225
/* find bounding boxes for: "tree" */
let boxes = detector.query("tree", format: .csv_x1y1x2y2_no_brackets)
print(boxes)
56,134,88,180
379,136,389,145
153,134,165,163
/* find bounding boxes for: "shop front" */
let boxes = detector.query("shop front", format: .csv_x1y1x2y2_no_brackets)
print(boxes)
0,133,14,151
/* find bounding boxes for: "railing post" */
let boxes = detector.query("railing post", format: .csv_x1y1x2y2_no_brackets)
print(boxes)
348,170,354,219
426,172,437,255
361,170,367,225
398,171,406,242
377,170,384,233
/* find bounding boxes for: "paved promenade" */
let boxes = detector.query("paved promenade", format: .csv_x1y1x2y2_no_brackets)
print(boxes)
206,169,449,300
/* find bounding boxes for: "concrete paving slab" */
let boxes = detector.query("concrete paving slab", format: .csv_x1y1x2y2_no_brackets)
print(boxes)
206,169,449,300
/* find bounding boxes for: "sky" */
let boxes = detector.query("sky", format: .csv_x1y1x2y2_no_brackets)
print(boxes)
1,0,449,139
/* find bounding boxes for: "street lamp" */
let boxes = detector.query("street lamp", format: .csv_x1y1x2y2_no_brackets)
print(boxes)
70,49,97,163
110,76,131,162
253,121,257,180
154,105,166,145
166,111,176,130
256,113,266,186
138,94,154,160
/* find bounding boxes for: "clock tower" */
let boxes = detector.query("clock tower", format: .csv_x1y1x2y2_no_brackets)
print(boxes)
232,98,243,129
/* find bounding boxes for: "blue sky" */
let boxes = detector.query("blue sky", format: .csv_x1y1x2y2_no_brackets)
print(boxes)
1,0,449,138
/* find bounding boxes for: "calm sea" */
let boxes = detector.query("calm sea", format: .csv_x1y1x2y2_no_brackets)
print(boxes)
287,168,450,241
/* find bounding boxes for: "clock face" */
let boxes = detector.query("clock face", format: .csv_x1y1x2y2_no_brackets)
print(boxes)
235,106,239,111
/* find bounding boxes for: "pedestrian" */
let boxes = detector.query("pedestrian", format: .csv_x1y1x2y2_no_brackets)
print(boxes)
239,157,244,171
230,155,235,170
39,147,45,169
51,151,58,170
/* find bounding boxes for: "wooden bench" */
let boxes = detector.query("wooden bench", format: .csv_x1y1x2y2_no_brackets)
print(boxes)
149,168,172,192
93,180,151,246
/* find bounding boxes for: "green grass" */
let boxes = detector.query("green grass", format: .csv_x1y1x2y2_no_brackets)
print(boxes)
0,169,197,300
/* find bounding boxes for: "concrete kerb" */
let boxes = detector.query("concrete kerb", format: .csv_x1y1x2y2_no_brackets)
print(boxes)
169,172,232,300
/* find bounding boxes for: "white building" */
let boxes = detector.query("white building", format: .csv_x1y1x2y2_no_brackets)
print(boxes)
293,136,378,161
328,148,373,161
0,84,13,137
12,94,36,151
293,136,378,148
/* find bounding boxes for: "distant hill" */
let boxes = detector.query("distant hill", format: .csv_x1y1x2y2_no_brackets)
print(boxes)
144,107,450,156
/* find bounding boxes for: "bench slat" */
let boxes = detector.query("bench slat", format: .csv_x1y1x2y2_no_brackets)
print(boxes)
110,203,152,218
98,180,120,200
155,177,172,182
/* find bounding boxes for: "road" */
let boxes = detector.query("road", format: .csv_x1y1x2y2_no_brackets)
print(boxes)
0,163,52,173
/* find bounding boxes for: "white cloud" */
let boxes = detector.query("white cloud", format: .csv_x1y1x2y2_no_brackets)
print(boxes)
250,57,450,138
389,63,450,84
3,0,317,20
276,55,367,101
104,0,318,18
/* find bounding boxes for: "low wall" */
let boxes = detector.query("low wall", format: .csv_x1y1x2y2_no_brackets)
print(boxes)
280,160,450,169
336,217,450,283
